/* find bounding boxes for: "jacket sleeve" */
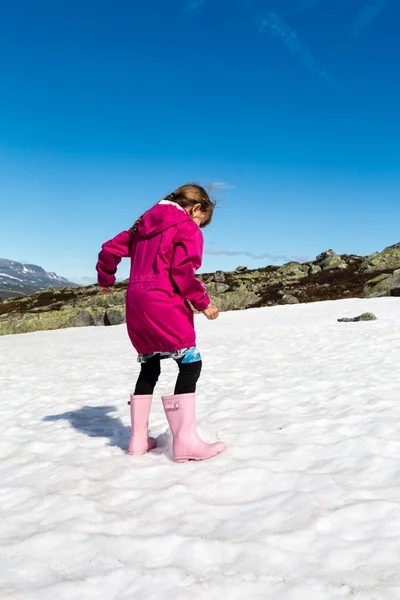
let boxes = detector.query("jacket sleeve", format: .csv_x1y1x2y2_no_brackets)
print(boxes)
96,230,131,287
171,222,211,312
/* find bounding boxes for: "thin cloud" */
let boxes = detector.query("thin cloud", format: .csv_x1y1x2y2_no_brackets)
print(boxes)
292,254,310,262
291,0,324,15
205,249,307,262
188,0,206,9
355,0,389,34
256,12,339,88
210,181,236,190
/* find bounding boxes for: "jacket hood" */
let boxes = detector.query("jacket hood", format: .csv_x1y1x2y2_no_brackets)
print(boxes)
137,201,191,238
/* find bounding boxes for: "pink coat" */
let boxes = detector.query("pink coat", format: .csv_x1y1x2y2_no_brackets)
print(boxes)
96,201,211,354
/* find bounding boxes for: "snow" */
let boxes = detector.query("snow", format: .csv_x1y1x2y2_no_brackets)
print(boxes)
46,272,63,281
0,273,23,281
1,297,400,599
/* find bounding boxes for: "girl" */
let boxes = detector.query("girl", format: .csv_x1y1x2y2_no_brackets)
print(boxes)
96,183,226,463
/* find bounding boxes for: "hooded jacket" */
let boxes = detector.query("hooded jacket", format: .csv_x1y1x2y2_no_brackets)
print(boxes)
96,201,211,354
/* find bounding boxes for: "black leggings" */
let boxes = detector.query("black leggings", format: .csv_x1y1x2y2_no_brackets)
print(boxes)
134,355,202,396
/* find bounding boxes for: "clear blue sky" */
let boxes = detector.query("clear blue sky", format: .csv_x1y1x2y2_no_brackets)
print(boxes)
1,0,399,282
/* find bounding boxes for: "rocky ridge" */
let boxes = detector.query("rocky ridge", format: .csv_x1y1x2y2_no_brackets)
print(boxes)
1,244,399,336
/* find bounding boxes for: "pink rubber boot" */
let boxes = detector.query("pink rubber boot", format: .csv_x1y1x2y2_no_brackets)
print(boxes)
127,394,157,455
162,393,226,463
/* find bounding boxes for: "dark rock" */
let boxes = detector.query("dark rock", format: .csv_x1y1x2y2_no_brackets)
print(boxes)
279,294,300,305
212,288,260,311
316,250,336,264
213,270,225,283
235,266,248,273
205,281,230,295
69,310,96,327
321,256,348,270
309,265,322,275
215,283,230,293
104,308,125,326
389,271,400,297
315,250,348,271
364,271,400,298
338,312,377,323
364,273,392,298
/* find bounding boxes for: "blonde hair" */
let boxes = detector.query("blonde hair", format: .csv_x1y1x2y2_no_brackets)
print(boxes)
129,183,216,245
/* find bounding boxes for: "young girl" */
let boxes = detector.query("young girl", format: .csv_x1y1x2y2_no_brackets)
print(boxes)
96,183,226,463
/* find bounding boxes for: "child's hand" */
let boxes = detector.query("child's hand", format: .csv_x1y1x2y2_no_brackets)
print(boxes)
99,286,115,295
202,304,219,320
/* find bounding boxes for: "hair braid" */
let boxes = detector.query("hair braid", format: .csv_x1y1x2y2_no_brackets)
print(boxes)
129,213,145,249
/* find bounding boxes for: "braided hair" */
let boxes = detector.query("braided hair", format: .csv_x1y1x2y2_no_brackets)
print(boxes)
129,212,146,249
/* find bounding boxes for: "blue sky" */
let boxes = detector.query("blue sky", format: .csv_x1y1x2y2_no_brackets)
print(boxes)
1,0,399,282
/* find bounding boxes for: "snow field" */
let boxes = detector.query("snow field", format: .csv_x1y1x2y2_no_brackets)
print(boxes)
1,297,400,599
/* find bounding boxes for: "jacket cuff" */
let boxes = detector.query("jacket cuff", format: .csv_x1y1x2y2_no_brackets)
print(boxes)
193,294,212,312
97,273,115,288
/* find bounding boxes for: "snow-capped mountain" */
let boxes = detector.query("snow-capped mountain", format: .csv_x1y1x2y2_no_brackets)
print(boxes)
0,259,76,299
70,276,98,286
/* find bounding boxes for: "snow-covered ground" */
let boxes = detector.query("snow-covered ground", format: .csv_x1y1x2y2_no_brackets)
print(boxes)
1,298,400,600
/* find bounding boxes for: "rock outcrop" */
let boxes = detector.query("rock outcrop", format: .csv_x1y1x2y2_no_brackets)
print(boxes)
0,286,126,335
363,269,400,298
1,243,399,336
359,243,400,274
316,250,348,271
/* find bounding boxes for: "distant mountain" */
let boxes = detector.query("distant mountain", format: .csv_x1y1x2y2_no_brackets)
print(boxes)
72,276,98,286
0,259,76,299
